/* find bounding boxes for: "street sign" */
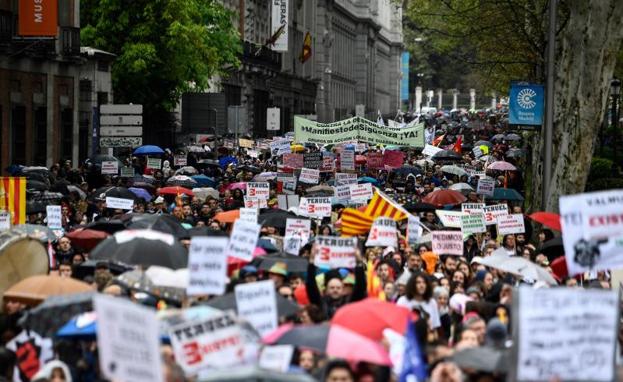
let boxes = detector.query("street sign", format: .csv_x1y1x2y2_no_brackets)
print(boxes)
509,82,544,125
100,126,144,137
267,108,280,131
100,115,143,126
100,104,143,114
100,137,142,147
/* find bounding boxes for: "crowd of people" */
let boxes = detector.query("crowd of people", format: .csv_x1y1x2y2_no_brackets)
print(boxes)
0,109,615,382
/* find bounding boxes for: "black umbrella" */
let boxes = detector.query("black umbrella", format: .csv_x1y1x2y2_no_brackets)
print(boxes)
186,227,228,238
432,150,463,161
474,140,493,148
274,323,329,353
238,165,262,174
252,252,309,274
90,230,188,269
31,191,64,203
404,202,436,213
259,210,308,229
73,259,133,280
538,236,564,261
391,166,422,176
204,291,300,317
86,154,123,167
84,219,127,234
51,180,70,195
129,175,156,185
26,201,48,214
126,213,188,239
26,179,49,192
451,346,508,373
91,186,136,201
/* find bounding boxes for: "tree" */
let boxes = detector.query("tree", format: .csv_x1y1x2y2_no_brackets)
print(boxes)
405,0,623,212
81,0,241,145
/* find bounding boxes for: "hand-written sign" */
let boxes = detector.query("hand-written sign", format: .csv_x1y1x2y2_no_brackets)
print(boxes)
0,211,10,231
226,220,261,261
408,215,422,246
335,173,357,186
101,161,119,175
432,231,463,255
315,236,358,268
283,153,304,169
349,183,373,202
340,151,355,171
187,237,228,296
235,280,278,336
461,203,485,215
435,210,466,228
477,178,495,196
367,152,384,169
321,153,335,171
46,205,62,229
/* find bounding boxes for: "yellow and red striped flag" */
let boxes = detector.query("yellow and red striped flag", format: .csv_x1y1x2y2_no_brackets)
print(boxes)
340,207,374,236
365,190,408,221
0,177,26,225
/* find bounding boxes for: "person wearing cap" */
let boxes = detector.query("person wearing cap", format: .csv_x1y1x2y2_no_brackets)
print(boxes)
240,265,258,283
267,262,288,288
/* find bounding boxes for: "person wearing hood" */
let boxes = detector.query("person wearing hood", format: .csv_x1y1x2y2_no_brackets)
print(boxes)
32,360,72,382
162,160,172,178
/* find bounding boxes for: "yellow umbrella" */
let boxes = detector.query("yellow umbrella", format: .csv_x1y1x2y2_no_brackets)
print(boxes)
290,144,305,152
479,145,490,155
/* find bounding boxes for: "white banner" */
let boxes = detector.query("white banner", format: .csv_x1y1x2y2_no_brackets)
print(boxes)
299,168,320,184
340,151,355,171
101,160,119,175
239,208,258,223
46,205,62,229
461,203,485,215
349,183,373,202
315,236,357,268
476,178,495,196
246,182,270,200
270,1,288,51
435,210,466,228
461,213,487,235
106,196,134,210
235,280,278,336
95,295,163,382
335,172,358,186
298,197,332,218
187,237,228,296
366,217,398,247
497,213,525,235
483,204,508,225
432,230,463,256
169,312,243,374
226,220,261,261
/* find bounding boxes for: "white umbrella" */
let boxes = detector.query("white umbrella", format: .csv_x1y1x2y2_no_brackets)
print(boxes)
449,182,474,193
487,161,517,171
174,166,198,175
441,165,467,177
146,265,189,289
192,187,220,200
415,159,435,167
475,252,557,285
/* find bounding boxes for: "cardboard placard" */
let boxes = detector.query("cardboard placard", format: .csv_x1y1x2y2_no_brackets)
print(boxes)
283,153,304,169
298,197,332,218
315,236,358,268
246,182,270,200
367,152,384,169
340,151,355,171
321,153,335,171
258,345,295,373
101,161,119,175
476,178,495,196
497,213,525,235
173,155,187,166
239,208,258,223
298,168,320,184
408,215,422,246
106,197,134,210
226,220,261,261
239,138,255,148
461,213,487,235
46,205,62,229
483,204,508,225
0,211,10,231
431,230,463,256
146,158,162,169
187,237,229,296
235,280,278,336
383,150,405,169
435,210,466,228
422,144,443,157
334,185,351,202
120,167,134,177
270,139,291,156
366,217,398,247
461,203,485,215
349,183,373,202
244,198,268,209
303,152,322,169
335,173,357,186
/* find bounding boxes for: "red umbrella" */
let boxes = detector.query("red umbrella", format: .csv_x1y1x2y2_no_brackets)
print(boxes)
226,182,246,191
158,186,194,196
331,298,411,341
355,155,367,164
64,229,110,251
421,189,467,207
528,211,561,231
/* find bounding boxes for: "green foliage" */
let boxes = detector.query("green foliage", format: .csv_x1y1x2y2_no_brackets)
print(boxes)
588,157,615,181
585,178,623,192
81,0,241,111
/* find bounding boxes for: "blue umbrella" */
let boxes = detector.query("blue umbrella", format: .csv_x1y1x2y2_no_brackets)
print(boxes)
491,188,524,201
219,156,238,169
133,145,164,156
129,187,152,201
191,174,216,187
56,312,97,340
358,177,379,186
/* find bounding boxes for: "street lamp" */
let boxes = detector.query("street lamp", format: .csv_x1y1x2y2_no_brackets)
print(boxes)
611,78,621,164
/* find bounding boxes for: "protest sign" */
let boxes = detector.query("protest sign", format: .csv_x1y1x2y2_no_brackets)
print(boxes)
244,197,267,209
270,139,291,156
187,237,228,296
432,231,463,255
235,280,278,336
46,205,62,229
422,144,443,157
315,236,358,268
383,150,405,169
299,168,320,184
169,312,243,374
247,149,259,158
476,178,495,196
0,211,10,231
106,197,134,210
298,197,332,218
483,204,508,225
472,146,483,159
321,153,335,171
226,220,261,261
283,153,304,169
294,116,425,147
366,217,398,247
146,158,161,169
259,345,295,372
277,195,299,211
239,138,254,148
497,213,525,235
303,152,322,169
283,236,303,256
408,215,422,246
6,330,53,381
173,155,187,166
239,207,258,223
349,183,373,202
461,203,485,215
285,218,311,241
101,160,119,175
467,169,487,179
340,150,355,171
513,286,619,382
120,167,134,177
95,294,163,382
336,173,358,186
334,185,351,202
435,210,466,228
367,152,384,169
246,182,270,200
461,213,487,235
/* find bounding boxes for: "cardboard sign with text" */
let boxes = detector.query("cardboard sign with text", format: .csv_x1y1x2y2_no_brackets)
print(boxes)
315,236,358,268
349,183,373,202
46,205,62,229
432,230,464,256
106,197,134,210
239,208,258,223
244,197,268,209
283,153,304,169
366,217,398,247
408,215,422,246
483,204,509,225
299,168,320,184
435,210,466,228
187,237,228,296
101,161,119,175
477,178,495,196
173,156,187,166
340,151,355,171
298,197,332,218
367,152,384,169
461,203,485,215
335,173,358,186
383,150,405,169
303,152,323,169
235,280,278,336
226,220,261,261
461,213,487,235
246,182,270,200
497,213,525,235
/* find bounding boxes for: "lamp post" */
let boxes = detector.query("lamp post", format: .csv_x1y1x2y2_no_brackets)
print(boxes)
611,78,621,164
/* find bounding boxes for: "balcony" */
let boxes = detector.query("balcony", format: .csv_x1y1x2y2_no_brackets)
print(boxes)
60,27,80,57
242,40,281,74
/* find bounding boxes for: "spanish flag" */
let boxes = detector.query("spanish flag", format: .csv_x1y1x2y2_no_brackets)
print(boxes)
300,32,312,63
0,177,26,225
365,190,407,221
340,207,374,236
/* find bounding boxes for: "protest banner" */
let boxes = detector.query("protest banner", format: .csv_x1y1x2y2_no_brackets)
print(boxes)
187,237,228,296
299,168,320,184
294,116,425,147
460,213,487,235
303,152,322,169
408,215,422,246
334,185,351,202
435,210,466,228
259,345,295,372
298,197,332,218
422,144,443,157
239,207,258,223
283,153,304,169
335,173,358,186
367,152,384,169
0,211,10,231
321,153,335,171
270,139,291,156
366,217,398,247
101,160,119,175
239,138,254,148
476,178,495,196
169,312,243,374
513,286,619,382
461,203,485,215
246,182,270,200
235,280,278,336
349,183,373,202
383,150,405,169
431,231,463,255
146,158,161,169
120,167,134,177
340,151,355,171
315,236,358,268
105,197,134,210
244,197,267,209
497,213,525,235
95,294,163,382
226,220,261,261
46,205,62,229
173,155,187,166
483,204,509,225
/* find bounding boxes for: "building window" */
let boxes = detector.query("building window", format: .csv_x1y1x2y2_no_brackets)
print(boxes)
60,108,73,161
11,106,26,165
33,107,47,166
79,80,92,102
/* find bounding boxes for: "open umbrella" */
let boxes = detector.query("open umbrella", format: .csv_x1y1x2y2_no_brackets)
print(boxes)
226,182,247,191
506,148,524,158
67,185,86,200
538,236,564,261
133,145,164,155
64,229,110,251
91,186,136,201
158,186,194,197
449,182,474,193
31,191,64,203
26,179,49,192
475,252,557,285
87,154,123,167
115,268,185,302
391,166,422,176
259,210,307,229
128,187,152,201
174,166,198,175
490,188,524,201
56,311,97,340
204,292,300,317
13,224,58,242
422,189,467,207
306,185,334,194
474,140,493,148
19,291,95,337
504,133,521,141
528,212,561,231
404,202,436,213
214,210,240,223
199,366,316,382
126,213,188,239
358,177,379,185
84,219,127,234
257,238,279,253
441,165,467,177
487,161,517,171
192,187,220,200
90,229,188,269
452,346,508,373
331,298,410,340
190,174,216,187
3,275,92,306
432,150,462,161
253,172,278,181
26,201,47,214
166,175,198,188
252,252,308,274
491,134,506,141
